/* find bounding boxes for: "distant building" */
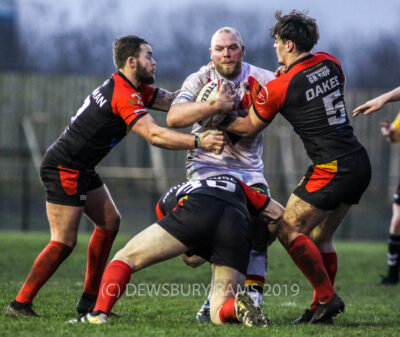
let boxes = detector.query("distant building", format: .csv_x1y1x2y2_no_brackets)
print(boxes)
0,0,18,70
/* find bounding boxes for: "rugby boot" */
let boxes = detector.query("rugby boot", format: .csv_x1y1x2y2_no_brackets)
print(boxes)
69,311,108,324
309,293,345,324
5,300,40,318
379,271,399,285
196,298,211,323
292,308,333,324
234,291,270,327
76,293,120,318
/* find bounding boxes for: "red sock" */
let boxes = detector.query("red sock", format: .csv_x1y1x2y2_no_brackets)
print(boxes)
15,241,72,303
287,234,334,303
310,251,338,310
93,260,131,314
83,228,117,296
219,298,238,323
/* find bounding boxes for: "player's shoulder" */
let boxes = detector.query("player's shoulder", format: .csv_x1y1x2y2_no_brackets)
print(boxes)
246,62,275,85
173,64,213,104
314,52,341,66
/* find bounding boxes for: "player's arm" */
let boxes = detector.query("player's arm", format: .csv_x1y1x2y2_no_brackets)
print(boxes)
381,113,400,143
353,86,400,116
222,105,269,137
132,113,226,153
150,88,179,112
167,82,235,128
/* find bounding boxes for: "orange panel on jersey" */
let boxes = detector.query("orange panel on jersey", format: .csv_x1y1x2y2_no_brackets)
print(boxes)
58,165,79,196
305,160,337,193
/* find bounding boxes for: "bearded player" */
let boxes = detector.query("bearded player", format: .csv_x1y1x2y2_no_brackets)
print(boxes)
167,27,280,322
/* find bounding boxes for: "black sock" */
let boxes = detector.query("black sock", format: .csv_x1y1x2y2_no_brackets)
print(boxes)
387,235,400,279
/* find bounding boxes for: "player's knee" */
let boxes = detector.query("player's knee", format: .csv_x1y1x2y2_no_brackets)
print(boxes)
181,254,206,268
99,212,121,232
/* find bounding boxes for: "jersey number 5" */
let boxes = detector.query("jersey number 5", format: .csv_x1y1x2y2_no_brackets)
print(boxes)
322,89,346,126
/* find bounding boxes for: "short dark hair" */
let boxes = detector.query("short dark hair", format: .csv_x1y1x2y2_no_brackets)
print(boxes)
113,35,148,69
270,10,319,53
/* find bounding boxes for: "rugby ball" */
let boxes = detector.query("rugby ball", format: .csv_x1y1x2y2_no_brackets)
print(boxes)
196,79,230,127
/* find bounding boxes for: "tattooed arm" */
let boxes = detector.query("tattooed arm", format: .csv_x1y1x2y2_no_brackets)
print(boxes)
150,88,180,112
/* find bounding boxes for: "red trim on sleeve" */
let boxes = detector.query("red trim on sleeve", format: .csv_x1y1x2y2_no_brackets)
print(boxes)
238,180,270,214
253,76,289,122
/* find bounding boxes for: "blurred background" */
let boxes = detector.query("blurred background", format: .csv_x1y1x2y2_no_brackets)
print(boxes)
1,0,400,238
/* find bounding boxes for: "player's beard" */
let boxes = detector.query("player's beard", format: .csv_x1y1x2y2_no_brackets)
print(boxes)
214,59,242,80
136,62,155,85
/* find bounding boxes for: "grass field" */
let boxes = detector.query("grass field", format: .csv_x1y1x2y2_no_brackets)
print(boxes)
0,231,398,337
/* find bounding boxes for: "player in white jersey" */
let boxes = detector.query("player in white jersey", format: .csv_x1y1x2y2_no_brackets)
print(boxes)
167,27,280,322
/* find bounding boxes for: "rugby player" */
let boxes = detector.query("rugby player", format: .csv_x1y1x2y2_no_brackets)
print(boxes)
69,175,284,326
354,87,400,285
5,35,225,318
223,11,371,323
167,27,279,321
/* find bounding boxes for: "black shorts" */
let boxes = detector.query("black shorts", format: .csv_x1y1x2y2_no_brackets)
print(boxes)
294,147,371,210
393,180,400,205
40,152,103,206
157,193,252,274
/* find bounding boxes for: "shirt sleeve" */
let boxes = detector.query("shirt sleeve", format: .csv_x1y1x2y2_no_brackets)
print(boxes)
172,71,208,105
253,82,281,123
238,180,270,215
112,89,149,128
139,84,158,108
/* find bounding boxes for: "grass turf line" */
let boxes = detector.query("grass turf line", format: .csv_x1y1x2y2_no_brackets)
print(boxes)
0,232,398,337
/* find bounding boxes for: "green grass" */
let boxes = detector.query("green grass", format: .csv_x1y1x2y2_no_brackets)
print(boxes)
0,232,398,337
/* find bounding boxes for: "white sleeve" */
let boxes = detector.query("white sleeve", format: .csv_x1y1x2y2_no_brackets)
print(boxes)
171,67,209,105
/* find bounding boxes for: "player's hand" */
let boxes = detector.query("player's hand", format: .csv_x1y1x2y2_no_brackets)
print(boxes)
274,65,287,77
353,97,386,117
198,130,226,154
215,82,236,114
381,119,393,137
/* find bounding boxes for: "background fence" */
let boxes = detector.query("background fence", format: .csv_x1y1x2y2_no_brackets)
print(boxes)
1,72,400,239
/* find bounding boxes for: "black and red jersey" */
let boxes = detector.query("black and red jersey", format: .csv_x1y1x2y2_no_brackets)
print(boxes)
254,52,362,164
46,71,158,169
155,175,270,220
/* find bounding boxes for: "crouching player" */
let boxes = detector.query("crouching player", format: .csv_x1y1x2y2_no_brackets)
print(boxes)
70,175,284,327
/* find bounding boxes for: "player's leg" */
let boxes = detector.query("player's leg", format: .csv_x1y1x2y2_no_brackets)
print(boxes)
242,183,273,308
278,194,345,323
210,264,269,327
293,203,351,324
6,202,83,317
381,201,400,284
76,184,121,315
70,223,188,324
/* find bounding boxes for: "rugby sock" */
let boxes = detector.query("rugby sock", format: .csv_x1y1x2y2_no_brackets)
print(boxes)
310,251,338,311
387,235,400,280
15,241,72,303
244,249,266,306
218,298,238,323
83,227,117,296
287,234,334,303
93,260,132,314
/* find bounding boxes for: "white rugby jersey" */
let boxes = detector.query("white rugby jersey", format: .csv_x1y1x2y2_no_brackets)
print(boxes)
172,62,275,186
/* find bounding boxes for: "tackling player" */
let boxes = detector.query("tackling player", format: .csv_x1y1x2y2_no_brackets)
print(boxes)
167,27,279,321
5,35,225,318
69,175,284,327
224,11,371,324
